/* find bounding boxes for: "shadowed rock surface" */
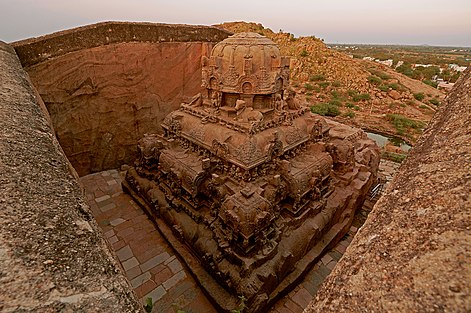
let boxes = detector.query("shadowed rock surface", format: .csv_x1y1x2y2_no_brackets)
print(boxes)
0,41,142,312
305,68,471,312
12,22,231,176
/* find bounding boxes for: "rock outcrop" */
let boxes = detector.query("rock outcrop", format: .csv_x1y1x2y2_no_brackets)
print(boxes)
0,41,142,312
305,68,471,312
13,22,231,176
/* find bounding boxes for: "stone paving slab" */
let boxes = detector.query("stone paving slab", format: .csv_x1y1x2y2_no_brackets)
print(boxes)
80,169,387,313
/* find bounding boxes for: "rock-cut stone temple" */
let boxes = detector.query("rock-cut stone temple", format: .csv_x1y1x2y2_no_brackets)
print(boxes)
123,32,380,312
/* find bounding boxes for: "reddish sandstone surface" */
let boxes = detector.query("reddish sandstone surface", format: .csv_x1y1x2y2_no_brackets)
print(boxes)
13,22,230,176
24,41,215,176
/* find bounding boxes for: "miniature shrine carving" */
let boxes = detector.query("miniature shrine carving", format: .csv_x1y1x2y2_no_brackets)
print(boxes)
123,32,380,312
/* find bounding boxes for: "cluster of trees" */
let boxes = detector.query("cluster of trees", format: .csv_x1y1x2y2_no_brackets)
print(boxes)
396,64,461,86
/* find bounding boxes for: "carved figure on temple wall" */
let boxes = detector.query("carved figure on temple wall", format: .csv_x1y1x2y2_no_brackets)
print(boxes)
284,89,301,109
235,99,263,122
210,90,221,110
274,93,286,112
136,133,162,170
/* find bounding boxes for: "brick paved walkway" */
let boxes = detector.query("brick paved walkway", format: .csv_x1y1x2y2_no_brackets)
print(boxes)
80,169,370,313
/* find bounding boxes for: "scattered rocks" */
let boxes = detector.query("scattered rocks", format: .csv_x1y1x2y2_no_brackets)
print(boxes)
388,89,401,100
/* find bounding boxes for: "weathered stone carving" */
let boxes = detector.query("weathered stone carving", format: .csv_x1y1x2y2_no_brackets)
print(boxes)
123,32,380,312
136,133,163,170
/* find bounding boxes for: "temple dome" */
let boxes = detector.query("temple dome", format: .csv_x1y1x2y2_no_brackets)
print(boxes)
201,32,290,95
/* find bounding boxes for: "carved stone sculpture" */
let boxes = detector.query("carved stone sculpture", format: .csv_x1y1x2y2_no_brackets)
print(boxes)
123,32,380,312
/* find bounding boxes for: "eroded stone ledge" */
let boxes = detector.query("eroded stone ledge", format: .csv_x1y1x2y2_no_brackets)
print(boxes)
12,21,232,68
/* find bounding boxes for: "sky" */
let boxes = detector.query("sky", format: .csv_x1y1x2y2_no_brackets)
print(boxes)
1,0,470,47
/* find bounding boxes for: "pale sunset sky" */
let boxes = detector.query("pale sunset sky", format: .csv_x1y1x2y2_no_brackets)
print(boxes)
1,0,470,46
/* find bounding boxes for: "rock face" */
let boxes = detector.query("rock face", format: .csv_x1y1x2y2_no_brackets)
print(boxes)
0,41,141,312
305,68,471,312
13,22,231,176
123,33,380,313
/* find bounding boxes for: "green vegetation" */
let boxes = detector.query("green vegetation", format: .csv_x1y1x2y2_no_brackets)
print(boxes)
345,102,360,110
423,79,438,88
309,74,326,81
381,151,407,163
352,93,371,102
332,44,468,90
396,63,414,77
441,69,462,83
317,81,330,88
232,296,247,313
344,111,355,118
346,89,370,103
304,83,314,91
369,69,391,80
311,103,341,116
368,75,382,85
419,104,430,110
329,99,343,107
379,85,389,92
331,90,344,99
386,114,425,135
144,298,153,313
413,92,425,101
332,80,342,87
347,89,358,97
300,49,309,57
334,44,471,67
412,65,440,80
429,98,440,106
396,63,458,87
387,82,405,91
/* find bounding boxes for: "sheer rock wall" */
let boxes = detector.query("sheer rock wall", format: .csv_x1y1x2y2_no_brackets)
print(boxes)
13,22,231,176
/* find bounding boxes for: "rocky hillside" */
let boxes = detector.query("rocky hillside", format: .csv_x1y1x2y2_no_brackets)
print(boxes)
216,22,446,143
305,67,471,313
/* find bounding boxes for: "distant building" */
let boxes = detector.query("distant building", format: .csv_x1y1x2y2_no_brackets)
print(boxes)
438,81,455,91
449,64,467,72
413,64,434,68
395,61,404,68
376,59,393,67
363,56,375,61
